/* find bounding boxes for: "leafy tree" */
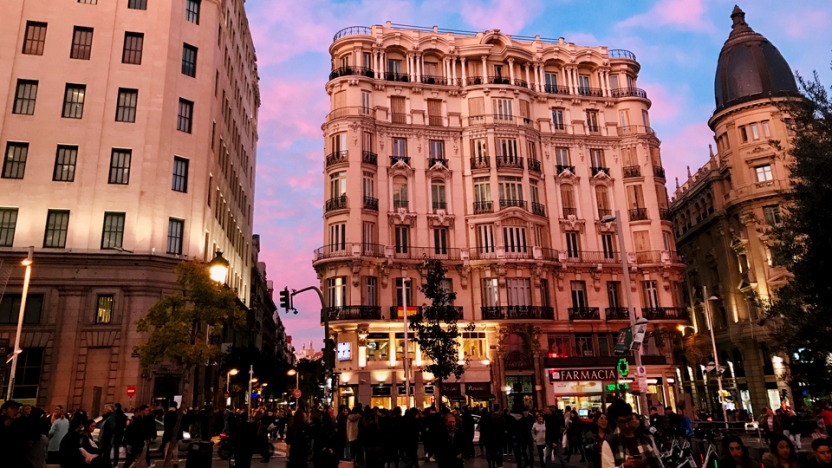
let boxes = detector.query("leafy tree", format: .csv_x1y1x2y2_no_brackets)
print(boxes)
134,259,245,468
409,259,464,404
767,69,832,398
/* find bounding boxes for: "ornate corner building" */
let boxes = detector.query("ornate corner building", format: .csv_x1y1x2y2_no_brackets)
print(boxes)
0,0,262,412
669,7,799,417
317,22,686,412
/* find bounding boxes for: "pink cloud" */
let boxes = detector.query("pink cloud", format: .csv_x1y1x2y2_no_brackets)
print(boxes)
617,0,715,33
258,80,328,147
659,123,715,198
640,82,687,122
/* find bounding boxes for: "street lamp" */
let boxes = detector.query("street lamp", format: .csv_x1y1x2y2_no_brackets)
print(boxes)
600,212,648,414
209,250,230,285
677,325,695,336
6,246,33,401
288,369,299,389
247,365,255,414
226,368,239,396
703,288,728,428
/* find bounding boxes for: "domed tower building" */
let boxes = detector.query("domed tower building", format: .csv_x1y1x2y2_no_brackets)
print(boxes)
670,6,799,417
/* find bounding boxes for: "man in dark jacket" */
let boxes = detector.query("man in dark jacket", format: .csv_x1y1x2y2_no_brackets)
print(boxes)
461,407,476,458
437,415,466,468
160,405,179,454
113,403,127,468
545,407,567,468
807,438,832,468
98,404,116,464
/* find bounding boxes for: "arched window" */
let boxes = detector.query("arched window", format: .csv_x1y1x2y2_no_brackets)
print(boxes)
595,185,611,219
561,184,576,218
393,175,408,209
431,179,446,212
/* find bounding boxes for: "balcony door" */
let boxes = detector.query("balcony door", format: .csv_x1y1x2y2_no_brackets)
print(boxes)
506,278,531,307
642,281,660,308
477,224,495,254
503,226,527,254
607,282,621,308
570,281,587,309
327,276,347,308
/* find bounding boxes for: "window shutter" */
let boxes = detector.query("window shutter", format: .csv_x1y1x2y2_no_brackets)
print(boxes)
519,100,530,119
391,96,406,114
561,185,575,209
468,97,484,116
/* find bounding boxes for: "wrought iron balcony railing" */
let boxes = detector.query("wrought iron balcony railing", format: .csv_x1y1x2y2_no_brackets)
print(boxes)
390,155,410,166
496,156,523,169
568,307,601,320
322,305,382,322
629,208,649,221
362,150,377,166
325,195,347,212
473,201,493,214
500,199,527,210
363,196,378,211
623,166,641,178
642,307,688,320
470,157,490,170
325,150,348,167
605,307,630,320
481,306,554,320
532,202,546,217
528,158,542,173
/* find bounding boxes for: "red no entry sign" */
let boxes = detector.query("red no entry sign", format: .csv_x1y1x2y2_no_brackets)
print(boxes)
126,385,136,398
293,388,302,399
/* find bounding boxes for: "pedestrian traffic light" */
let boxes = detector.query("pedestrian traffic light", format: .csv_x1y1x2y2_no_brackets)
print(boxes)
279,287,293,312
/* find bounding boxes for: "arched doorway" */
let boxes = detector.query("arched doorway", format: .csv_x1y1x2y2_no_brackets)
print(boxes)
502,333,536,410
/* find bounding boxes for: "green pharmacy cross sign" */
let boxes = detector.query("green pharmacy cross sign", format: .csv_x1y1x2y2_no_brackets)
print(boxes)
606,383,630,392
617,358,629,377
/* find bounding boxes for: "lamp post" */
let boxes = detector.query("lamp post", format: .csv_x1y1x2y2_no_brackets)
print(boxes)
247,365,255,414
209,250,230,285
600,212,648,414
703,286,728,428
226,368,239,406
6,246,33,401
401,275,411,409
287,369,299,389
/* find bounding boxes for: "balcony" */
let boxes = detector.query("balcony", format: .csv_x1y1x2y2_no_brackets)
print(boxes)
470,157,490,170
623,166,641,178
323,305,382,322
552,123,568,133
325,150,348,167
428,158,448,168
364,196,378,211
432,201,447,212
591,166,610,177
586,124,601,135
464,76,485,86
528,158,542,174
577,87,604,97
500,199,527,210
385,72,410,83
564,250,620,263
391,112,407,124
544,84,570,96
465,114,536,128
473,201,493,214
541,248,559,261
481,306,554,320
556,164,575,174
610,87,649,99
392,246,462,261
629,208,649,221
513,79,529,88
333,26,372,42
469,247,497,260
619,125,655,136
561,207,578,218
487,75,512,85
568,307,601,320
313,242,384,261
654,166,666,179
609,49,637,60
362,150,378,166
642,307,688,320
391,306,463,321
329,66,374,80
393,199,409,210
496,156,523,169
605,307,630,320
325,106,376,122
531,202,546,217
659,208,672,221
504,248,530,260
420,74,451,86
325,195,347,212
390,155,410,166
635,250,682,264
428,115,443,127
597,208,612,219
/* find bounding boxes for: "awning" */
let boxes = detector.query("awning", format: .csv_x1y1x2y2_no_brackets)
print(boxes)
440,383,462,398
465,382,495,399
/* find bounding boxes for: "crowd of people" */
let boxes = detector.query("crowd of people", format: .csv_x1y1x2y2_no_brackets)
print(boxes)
5,395,832,468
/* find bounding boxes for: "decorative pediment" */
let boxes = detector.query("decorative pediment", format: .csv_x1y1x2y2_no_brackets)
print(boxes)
426,161,451,176
559,215,585,233
427,209,455,227
595,220,617,233
388,208,417,225
389,160,414,177
555,168,579,182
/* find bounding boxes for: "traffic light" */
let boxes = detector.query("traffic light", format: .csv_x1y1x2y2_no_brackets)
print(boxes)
279,287,293,313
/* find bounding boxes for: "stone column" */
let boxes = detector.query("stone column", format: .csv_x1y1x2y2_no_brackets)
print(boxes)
415,54,421,82
524,64,531,90
461,57,467,84
481,56,488,82
508,58,515,84
451,57,457,85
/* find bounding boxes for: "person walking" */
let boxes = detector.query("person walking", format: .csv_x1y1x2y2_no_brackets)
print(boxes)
360,409,385,468
763,434,801,468
600,401,664,468
807,438,832,468
347,407,363,466
312,412,338,468
97,404,116,465
544,407,566,468
719,435,754,468
233,413,259,468
256,408,275,463
112,403,127,468
437,415,466,468
531,413,547,468
760,408,784,445
584,412,610,468
1,400,32,468
400,408,420,468
48,406,70,465
287,409,312,468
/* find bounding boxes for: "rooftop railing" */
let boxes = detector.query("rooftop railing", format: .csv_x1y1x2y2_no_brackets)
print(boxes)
333,26,372,42
608,49,637,61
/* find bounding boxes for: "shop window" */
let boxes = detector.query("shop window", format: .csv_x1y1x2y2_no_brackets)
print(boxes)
462,332,487,359
575,334,594,356
366,333,389,362
547,335,571,357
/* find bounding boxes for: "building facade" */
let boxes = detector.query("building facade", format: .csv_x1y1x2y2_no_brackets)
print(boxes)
0,0,259,414
669,7,798,418
316,23,686,412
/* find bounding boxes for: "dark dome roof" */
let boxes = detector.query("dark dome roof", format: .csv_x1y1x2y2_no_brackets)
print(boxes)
714,6,799,110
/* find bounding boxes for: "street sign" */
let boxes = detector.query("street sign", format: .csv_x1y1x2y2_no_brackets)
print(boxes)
636,366,647,377
126,386,136,398
631,320,648,350
293,388,302,399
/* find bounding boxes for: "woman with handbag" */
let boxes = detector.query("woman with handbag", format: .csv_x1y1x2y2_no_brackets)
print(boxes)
583,412,610,468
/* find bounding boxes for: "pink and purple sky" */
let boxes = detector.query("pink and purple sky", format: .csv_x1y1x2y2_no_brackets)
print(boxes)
246,0,832,350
